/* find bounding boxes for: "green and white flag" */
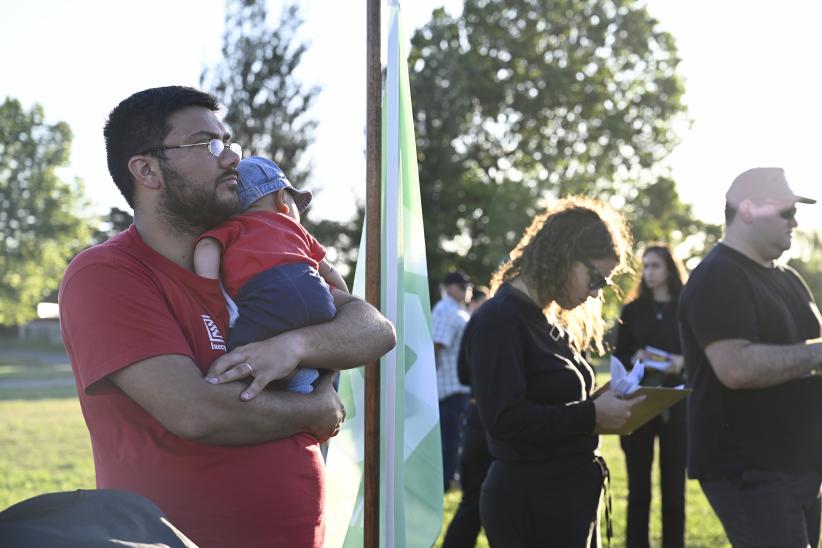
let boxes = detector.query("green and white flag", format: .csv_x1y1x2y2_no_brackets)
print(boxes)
324,2,444,546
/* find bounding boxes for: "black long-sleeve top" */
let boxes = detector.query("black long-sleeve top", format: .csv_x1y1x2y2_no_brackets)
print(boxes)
614,297,684,387
462,283,598,463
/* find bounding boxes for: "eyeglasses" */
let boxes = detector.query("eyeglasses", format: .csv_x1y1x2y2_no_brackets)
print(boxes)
141,138,242,158
583,261,612,291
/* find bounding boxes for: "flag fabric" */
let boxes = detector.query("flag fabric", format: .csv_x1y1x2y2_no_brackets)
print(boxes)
324,2,444,546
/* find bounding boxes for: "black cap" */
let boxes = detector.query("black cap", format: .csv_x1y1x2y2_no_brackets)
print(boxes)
443,271,470,287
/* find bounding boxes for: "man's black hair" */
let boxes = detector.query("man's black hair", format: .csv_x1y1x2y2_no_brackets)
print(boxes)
443,270,470,289
724,202,737,225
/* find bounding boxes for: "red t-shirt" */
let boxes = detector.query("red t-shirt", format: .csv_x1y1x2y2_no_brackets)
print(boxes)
59,225,324,548
199,211,326,299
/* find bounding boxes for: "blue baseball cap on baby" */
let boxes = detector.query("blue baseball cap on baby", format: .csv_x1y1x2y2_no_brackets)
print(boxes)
236,156,313,212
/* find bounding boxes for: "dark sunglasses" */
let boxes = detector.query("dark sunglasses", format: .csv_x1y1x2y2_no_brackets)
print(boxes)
727,203,797,222
777,206,797,221
583,261,612,291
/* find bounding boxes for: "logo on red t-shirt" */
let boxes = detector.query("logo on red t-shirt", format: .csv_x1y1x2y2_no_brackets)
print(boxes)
201,315,227,351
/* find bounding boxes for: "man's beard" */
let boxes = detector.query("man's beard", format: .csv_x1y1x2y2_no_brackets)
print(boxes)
157,161,240,234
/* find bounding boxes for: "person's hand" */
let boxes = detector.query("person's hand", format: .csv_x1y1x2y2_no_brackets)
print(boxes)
632,349,651,363
307,371,346,442
205,331,304,400
593,389,646,434
668,354,685,375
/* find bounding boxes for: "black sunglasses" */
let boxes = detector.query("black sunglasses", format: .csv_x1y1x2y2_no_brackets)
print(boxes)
583,261,612,291
777,206,797,221
726,203,797,222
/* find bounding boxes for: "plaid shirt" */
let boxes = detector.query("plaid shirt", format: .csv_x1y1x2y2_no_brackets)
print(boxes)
432,294,471,400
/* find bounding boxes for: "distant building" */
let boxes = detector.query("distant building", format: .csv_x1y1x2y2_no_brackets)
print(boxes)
18,302,62,343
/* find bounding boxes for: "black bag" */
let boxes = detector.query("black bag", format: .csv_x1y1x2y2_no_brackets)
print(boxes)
0,489,197,547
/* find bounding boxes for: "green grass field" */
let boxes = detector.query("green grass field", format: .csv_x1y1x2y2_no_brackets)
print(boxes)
0,361,730,547
0,387,94,509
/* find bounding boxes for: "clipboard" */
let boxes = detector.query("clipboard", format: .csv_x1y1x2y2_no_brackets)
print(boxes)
593,381,691,435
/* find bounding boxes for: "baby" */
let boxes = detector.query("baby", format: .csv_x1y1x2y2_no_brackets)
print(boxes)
194,156,347,395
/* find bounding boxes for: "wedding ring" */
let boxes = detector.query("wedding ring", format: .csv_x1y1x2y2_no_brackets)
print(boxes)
243,362,253,375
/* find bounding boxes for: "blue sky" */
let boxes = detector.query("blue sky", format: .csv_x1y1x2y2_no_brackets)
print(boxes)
2,0,820,233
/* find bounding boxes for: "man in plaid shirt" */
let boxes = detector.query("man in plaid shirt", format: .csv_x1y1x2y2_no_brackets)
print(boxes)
433,271,472,491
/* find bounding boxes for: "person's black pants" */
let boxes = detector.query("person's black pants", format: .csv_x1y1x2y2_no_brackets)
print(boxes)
442,402,493,548
620,400,687,548
701,469,822,548
480,457,603,548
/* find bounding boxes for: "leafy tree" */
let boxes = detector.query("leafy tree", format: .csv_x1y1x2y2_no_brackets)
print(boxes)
790,230,822,305
202,0,360,277
308,204,364,289
409,0,697,297
90,207,133,246
201,0,319,188
0,98,91,325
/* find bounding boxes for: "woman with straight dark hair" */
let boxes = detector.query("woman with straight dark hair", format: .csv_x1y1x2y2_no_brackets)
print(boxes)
615,243,688,548
465,196,642,547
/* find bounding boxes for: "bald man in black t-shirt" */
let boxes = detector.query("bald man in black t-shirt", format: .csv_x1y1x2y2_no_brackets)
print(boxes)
679,167,822,548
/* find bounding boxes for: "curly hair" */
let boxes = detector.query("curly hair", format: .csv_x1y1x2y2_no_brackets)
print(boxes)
626,242,687,303
490,196,633,353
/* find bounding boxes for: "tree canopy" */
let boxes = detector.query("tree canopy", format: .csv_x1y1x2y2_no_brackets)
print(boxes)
202,0,359,284
0,98,91,325
201,0,319,188
408,0,706,296
90,207,133,246
790,231,822,306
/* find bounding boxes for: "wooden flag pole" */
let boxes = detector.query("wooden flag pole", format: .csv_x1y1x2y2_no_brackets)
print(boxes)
364,1,382,547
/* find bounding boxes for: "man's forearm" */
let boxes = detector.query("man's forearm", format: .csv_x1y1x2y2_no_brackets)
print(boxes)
289,296,396,371
742,340,822,387
110,354,336,446
707,338,822,389
188,382,325,444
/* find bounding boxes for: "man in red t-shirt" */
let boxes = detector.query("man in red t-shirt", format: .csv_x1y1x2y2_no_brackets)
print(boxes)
59,86,396,548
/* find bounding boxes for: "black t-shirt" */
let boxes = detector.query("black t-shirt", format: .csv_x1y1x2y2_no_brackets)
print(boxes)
463,283,598,463
678,243,822,479
615,297,684,387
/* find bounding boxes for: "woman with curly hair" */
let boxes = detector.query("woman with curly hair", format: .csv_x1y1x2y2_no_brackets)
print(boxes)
465,196,643,547
615,243,688,548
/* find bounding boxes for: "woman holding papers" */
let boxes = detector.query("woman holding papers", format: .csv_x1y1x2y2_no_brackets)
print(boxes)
464,197,643,547
615,243,687,548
